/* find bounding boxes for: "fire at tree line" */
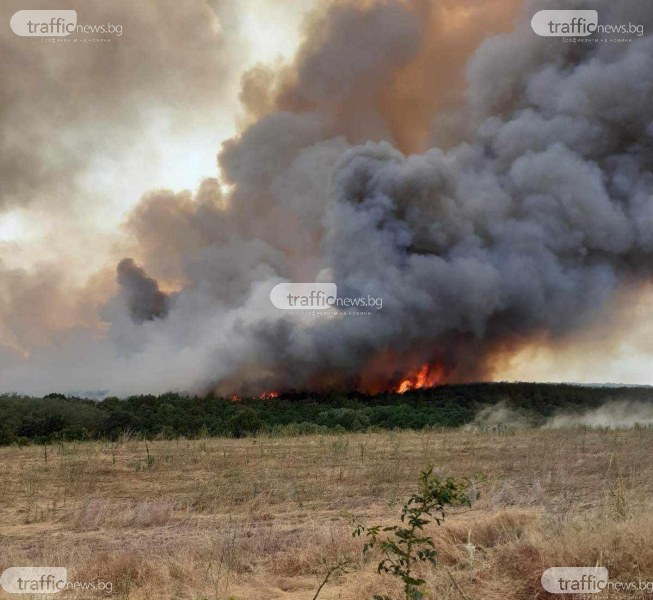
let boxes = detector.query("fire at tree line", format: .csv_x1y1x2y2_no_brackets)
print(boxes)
1,382,653,445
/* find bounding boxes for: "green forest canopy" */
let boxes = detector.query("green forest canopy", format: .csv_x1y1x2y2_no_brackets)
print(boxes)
1,382,652,445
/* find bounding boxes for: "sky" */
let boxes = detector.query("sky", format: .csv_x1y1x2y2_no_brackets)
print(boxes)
1,0,653,396
0,0,316,261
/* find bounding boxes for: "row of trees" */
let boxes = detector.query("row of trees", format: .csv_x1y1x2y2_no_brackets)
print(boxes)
0,382,650,445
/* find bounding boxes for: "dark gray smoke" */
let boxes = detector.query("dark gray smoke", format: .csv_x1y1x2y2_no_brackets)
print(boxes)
210,0,653,393
1,0,653,396
116,259,170,323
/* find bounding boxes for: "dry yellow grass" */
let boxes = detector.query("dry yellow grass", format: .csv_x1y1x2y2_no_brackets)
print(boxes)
1,428,653,599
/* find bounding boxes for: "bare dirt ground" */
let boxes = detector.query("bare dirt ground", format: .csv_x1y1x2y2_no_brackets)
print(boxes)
1,428,652,599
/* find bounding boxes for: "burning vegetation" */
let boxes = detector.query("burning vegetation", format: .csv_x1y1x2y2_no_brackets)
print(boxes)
2,0,653,397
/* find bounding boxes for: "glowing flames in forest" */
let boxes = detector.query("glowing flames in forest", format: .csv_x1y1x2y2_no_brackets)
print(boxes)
394,364,444,394
231,391,279,401
224,358,449,401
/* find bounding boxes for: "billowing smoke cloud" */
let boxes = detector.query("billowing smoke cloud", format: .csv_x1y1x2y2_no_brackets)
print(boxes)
116,259,170,323
0,0,248,352
1,0,653,396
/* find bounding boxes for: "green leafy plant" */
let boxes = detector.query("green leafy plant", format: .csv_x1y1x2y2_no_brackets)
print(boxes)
353,466,474,600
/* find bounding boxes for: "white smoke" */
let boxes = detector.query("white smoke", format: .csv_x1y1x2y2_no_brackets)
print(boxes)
547,399,653,429
466,401,536,430
467,397,653,430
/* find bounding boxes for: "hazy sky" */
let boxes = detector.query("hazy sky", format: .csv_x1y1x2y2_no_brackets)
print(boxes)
0,0,317,263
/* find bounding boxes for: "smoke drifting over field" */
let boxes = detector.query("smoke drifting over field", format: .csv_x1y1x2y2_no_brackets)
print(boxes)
469,397,653,430
1,0,653,396
547,400,653,429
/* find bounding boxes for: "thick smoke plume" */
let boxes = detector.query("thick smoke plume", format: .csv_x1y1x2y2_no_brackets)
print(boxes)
116,259,170,323
1,0,653,396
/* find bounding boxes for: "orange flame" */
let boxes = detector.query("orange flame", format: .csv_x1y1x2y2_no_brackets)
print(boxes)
229,391,279,401
395,363,442,393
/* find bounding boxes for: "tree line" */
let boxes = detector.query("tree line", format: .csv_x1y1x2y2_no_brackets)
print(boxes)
1,382,651,445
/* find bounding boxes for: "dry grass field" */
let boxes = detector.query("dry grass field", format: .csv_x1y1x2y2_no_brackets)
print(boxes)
1,428,653,599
